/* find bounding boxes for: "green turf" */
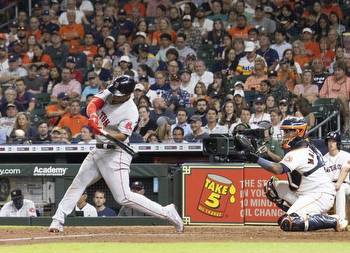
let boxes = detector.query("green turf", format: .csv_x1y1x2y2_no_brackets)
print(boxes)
1,242,350,253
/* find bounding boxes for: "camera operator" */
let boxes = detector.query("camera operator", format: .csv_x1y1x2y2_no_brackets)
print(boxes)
256,120,284,162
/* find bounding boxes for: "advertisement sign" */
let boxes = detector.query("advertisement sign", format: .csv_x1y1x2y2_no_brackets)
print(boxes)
182,164,244,225
182,164,287,225
242,165,286,224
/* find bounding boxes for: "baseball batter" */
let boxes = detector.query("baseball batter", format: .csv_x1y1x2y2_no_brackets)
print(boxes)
323,131,350,223
246,117,348,231
49,76,183,233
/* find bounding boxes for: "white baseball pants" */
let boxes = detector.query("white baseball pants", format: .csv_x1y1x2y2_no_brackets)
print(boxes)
335,183,350,220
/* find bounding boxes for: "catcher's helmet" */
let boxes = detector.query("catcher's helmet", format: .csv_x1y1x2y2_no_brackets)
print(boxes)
108,75,136,96
280,117,308,149
325,131,341,149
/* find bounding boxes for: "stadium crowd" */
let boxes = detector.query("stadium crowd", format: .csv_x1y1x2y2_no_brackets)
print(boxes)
0,0,350,144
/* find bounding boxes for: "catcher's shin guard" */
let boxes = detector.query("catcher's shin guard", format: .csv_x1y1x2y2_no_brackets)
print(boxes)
307,214,337,231
279,213,306,231
279,213,338,231
264,177,290,212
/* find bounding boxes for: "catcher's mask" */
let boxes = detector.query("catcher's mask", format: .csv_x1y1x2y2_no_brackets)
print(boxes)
280,117,307,149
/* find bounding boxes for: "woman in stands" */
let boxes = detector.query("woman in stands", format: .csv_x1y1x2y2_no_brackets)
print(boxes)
77,126,96,144
8,112,37,144
219,100,237,129
190,81,211,106
270,108,283,142
293,69,319,104
22,44,54,68
151,18,176,46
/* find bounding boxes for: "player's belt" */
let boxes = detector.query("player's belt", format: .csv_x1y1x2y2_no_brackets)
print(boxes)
96,143,117,149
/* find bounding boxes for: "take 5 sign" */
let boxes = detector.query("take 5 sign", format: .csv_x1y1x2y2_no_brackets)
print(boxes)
182,164,285,225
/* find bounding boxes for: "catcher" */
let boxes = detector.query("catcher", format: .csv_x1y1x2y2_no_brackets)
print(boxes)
242,117,348,232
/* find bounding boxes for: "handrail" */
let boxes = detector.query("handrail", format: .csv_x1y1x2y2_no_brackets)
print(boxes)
308,111,339,136
0,1,17,14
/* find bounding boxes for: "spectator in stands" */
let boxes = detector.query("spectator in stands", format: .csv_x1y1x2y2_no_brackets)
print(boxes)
133,83,146,105
162,74,191,110
320,60,350,133
170,107,191,137
0,88,21,116
229,108,252,133
23,64,45,95
8,112,37,144
270,108,283,142
236,41,265,77
193,6,213,37
77,125,96,144
271,30,292,60
267,70,290,102
312,58,328,91
59,10,85,54
0,103,18,144
93,190,116,217
92,54,112,82
59,0,87,25
207,0,227,21
249,96,271,126
22,44,54,68
204,108,228,134
149,97,175,123
227,14,250,40
57,99,88,137
65,56,84,84
15,79,36,114
47,66,62,94
172,126,187,143
156,33,175,62
0,189,36,217
135,106,157,142
32,121,50,144
155,116,173,143
177,15,202,51
46,92,70,127
0,55,27,84
189,60,213,89
278,98,292,121
265,94,276,113
75,191,98,217
219,100,237,129
81,72,99,102
184,115,209,143
51,67,82,100
244,58,268,91
118,181,147,216
50,127,64,144
294,69,319,104
232,89,249,118
251,5,276,35
45,29,69,69
256,33,279,70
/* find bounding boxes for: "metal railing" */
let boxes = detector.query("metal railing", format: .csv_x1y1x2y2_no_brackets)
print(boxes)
308,111,340,138
0,1,18,30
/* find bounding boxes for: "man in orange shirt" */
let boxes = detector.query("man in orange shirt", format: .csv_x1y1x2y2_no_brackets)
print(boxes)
57,99,88,137
320,60,350,132
124,0,146,17
46,92,71,127
59,10,85,53
227,15,251,40
301,28,321,58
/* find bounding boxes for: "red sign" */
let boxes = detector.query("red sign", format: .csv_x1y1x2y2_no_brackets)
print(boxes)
242,166,287,224
182,164,287,225
182,165,244,225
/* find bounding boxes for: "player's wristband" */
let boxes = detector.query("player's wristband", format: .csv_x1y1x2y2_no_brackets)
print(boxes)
257,157,274,169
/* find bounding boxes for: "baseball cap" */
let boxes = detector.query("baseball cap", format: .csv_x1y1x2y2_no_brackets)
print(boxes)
119,55,130,63
57,92,69,100
180,68,191,75
234,81,244,88
267,70,277,77
47,23,60,34
135,32,147,39
139,75,148,81
244,41,256,52
18,26,26,31
9,21,18,28
118,9,126,15
8,55,18,62
183,15,192,21
279,99,288,106
254,96,265,104
11,189,23,199
134,83,145,91
51,126,63,134
7,103,17,109
104,16,112,22
43,10,50,16
302,27,313,34
189,114,202,123
234,90,245,97
255,5,264,11
66,56,76,64
104,36,115,43
131,181,144,190
0,45,6,51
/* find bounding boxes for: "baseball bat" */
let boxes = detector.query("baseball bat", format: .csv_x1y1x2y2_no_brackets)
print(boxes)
99,128,137,157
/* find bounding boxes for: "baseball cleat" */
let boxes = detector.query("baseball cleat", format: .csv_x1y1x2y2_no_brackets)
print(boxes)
165,204,184,233
49,219,64,233
336,218,348,232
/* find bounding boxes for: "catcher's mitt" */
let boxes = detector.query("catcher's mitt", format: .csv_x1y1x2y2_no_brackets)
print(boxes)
234,134,256,153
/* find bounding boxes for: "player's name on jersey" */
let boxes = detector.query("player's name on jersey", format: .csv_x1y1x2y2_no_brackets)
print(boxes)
0,144,203,153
